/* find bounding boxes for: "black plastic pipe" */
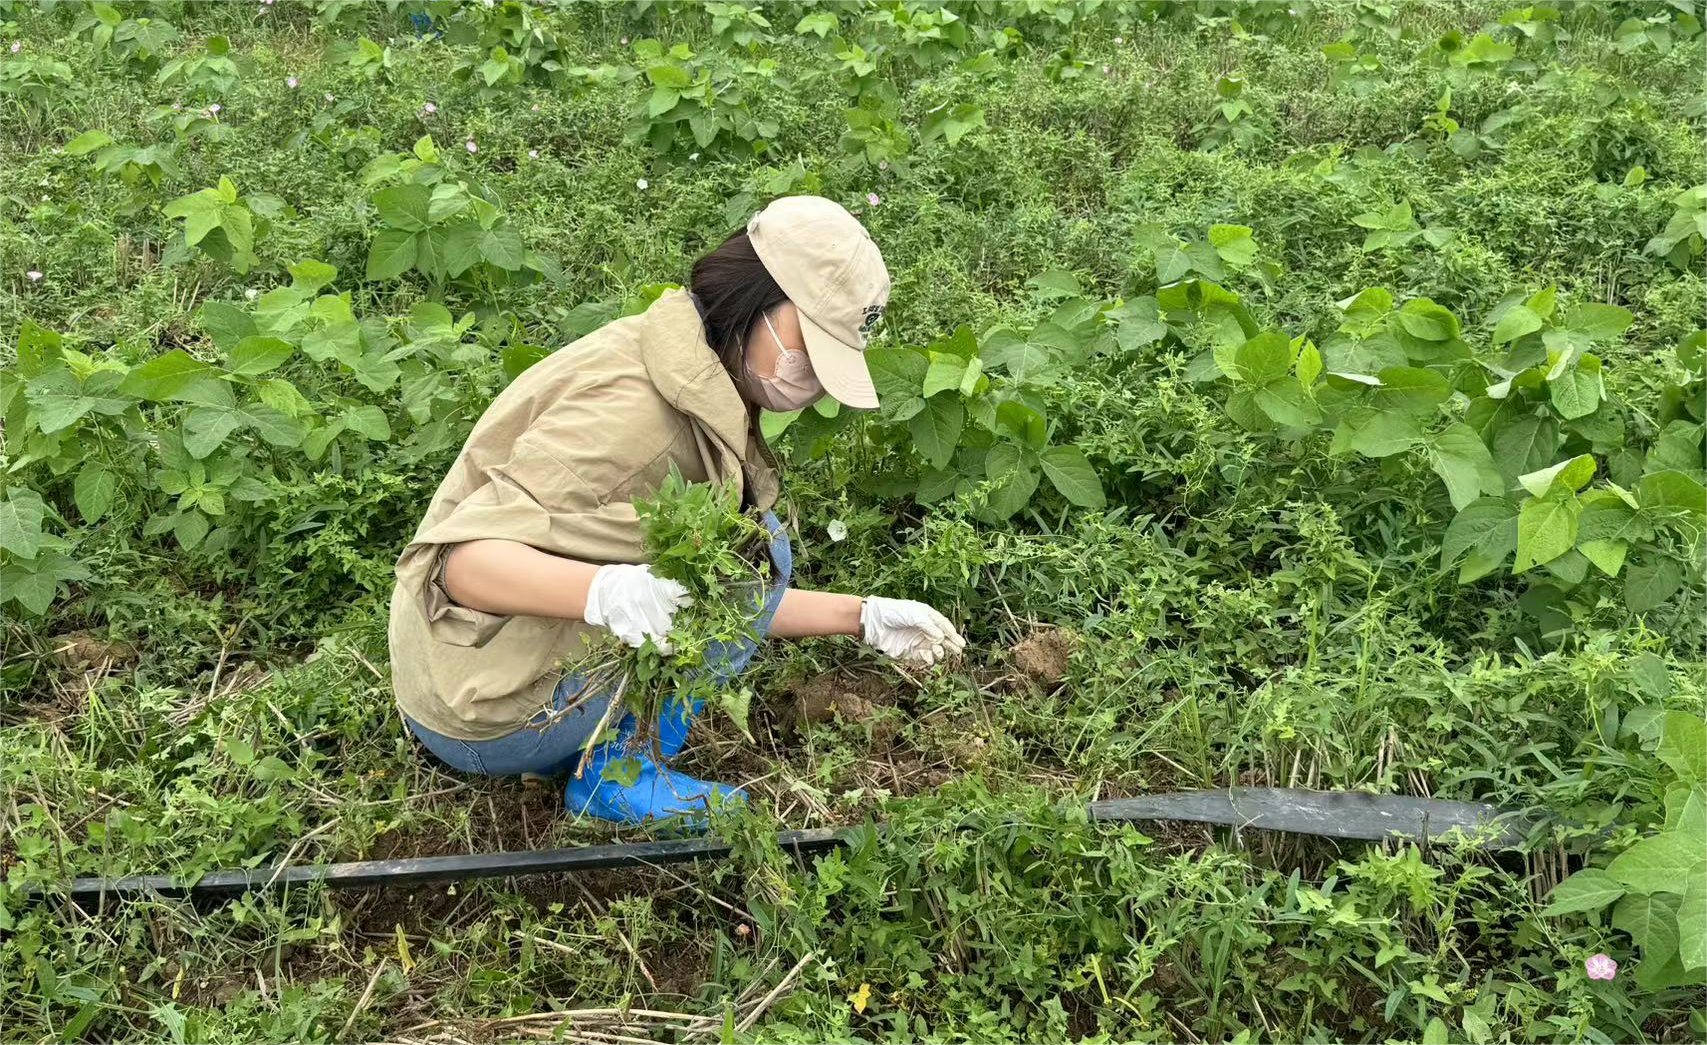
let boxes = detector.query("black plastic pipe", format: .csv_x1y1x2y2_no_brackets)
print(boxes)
27,788,1533,902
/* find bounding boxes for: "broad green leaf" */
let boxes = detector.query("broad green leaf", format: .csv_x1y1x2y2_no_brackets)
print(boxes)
1025,269,1082,300
336,405,389,441
908,397,964,470
1374,366,1450,412
288,259,338,293
1625,557,1683,614
1565,303,1634,341
1679,877,1706,972
1109,296,1167,352
1396,300,1456,341
366,228,418,281
1423,1017,1448,1045
1427,423,1502,509
984,443,1038,519
442,221,486,278
243,403,305,447
1540,868,1624,916
1441,498,1518,579
1613,892,1680,966
1253,378,1321,428
1518,454,1595,498
1296,341,1322,386
74,468,117,524
921,355,968,398
1549,367,1601,419
481,227,526,270
1491,415,1559,484
958,356,984,396
1235,331,1291,384
119,349,213,401
1608,829,1706,894
183,405,243,458
1657,711,1706,784
374,183,431,232
0,493,48,560
1492,305,1542,345
65,129,115,155
994,401,1046,449
1514,490,1579,572
1637,470,1707,518
866,348,928,423
1208,224,1256,267
1578,539,1628,577
174,509,209,550
1332,407,1422,458
227,336,295,377
1039,445,1106,509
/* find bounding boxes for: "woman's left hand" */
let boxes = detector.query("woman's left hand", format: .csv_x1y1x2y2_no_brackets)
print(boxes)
859,597,966,666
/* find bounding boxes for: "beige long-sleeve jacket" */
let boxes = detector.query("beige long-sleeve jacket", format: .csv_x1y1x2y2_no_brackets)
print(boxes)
387,288,780,740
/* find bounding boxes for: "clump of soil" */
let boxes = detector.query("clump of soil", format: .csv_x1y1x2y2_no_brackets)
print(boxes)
781,671,896,747
48,631,138,671
1009,625,1077,688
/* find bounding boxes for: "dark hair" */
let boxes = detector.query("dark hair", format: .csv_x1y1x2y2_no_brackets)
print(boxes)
690,230,787,378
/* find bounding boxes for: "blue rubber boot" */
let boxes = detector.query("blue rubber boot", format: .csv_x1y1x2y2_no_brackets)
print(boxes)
564,710,746,828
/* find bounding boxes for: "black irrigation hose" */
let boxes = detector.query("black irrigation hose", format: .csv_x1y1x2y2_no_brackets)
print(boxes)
26,788,1534,903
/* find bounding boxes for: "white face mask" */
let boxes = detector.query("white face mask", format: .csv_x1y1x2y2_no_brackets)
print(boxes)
739,309,824,412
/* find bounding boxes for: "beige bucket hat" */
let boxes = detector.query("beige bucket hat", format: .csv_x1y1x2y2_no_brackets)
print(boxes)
746,195,890,409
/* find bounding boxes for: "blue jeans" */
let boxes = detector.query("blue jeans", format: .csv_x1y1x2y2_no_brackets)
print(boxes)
405,510,793,776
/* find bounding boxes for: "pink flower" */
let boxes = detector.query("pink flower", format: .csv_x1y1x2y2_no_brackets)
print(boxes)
9,41,20,54
620,36,629,45
1584,954,1617,981
26,269,43,281
172,103,182,111
866,193,881,206
286,76,299,89
465,140,478,153
423,102,437,114
208,103,222,114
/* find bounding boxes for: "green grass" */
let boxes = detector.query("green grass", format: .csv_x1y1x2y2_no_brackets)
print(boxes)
2,1,1704,1042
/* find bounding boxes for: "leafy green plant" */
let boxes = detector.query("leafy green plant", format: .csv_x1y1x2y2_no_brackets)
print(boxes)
155,34,240,95
561,468,773,777
1645,184,1706,271
361,136,560,291
161,176,266,275
0,50,74,110
1195,75,1261,150
327,36,398,82
1541,710,1705,991
72,1,181,71
630,39,780,158
62,129,179,214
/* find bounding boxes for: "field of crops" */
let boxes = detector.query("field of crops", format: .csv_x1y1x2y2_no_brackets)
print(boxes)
2,1,1705,1042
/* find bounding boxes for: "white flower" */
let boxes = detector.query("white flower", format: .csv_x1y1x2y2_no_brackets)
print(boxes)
245,288,258,300
1113,36,1124,44
531,104,540,112
636,178,648,190
465,139,478,153
9,41,21,54
423,101,437,114
286,76,299,89
528,148,539,159
208,103,222,114
26,269,43,281
689,151,699,161
324,92,335,102
620,36,629,45
878,160,888,171
827,520,848,542
1102,64,1111,74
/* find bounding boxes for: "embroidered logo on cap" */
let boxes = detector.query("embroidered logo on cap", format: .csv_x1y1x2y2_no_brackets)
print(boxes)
856,303,885,342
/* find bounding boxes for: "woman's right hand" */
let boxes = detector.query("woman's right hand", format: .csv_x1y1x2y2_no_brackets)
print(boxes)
582,564,693,653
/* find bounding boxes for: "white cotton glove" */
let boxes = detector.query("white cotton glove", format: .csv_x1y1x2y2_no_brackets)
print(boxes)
583,564,693,654
859,597,966,667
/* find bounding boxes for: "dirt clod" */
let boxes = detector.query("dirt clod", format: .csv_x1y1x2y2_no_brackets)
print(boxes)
48,631,138,671
782,671,895,746
1010,625,1077,687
